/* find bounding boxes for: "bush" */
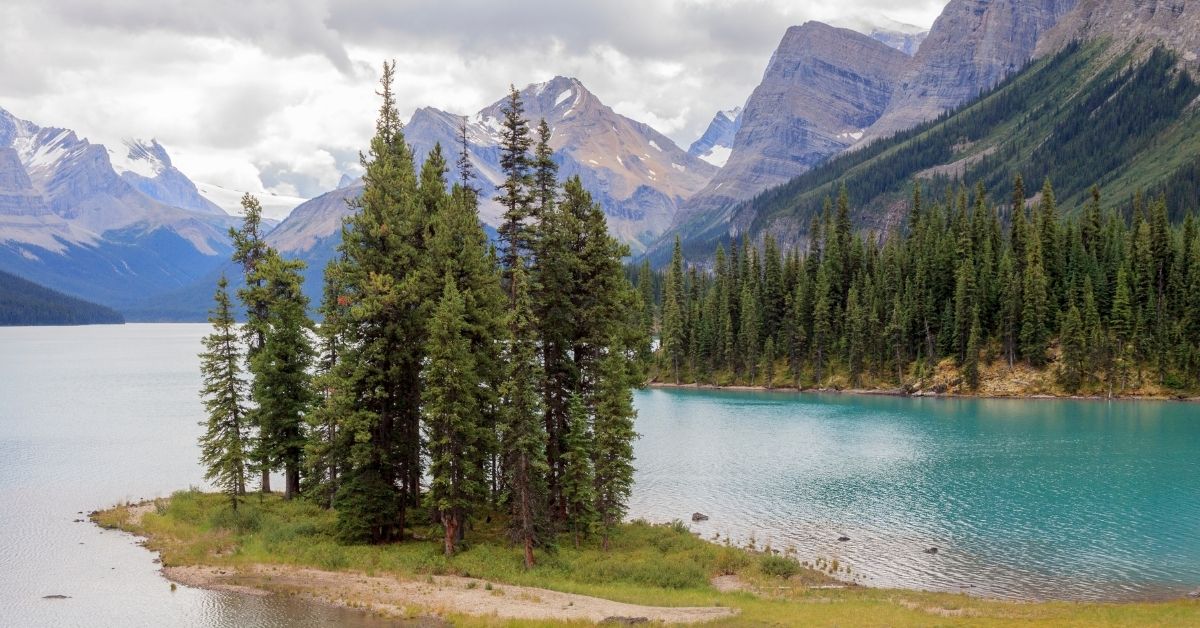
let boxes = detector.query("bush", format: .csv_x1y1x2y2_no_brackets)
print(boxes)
208,505,262,533
759,554,799,579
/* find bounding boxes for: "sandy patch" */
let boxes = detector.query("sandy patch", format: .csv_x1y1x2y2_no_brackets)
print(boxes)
166,564,737,624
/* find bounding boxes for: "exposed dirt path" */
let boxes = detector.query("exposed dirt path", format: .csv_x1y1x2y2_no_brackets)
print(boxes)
167,564,738,624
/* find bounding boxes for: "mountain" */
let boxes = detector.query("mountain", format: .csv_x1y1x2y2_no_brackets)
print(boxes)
107,139,225,215
0,268,123,325
860,0,1079,143
678,22,910,227
1035,0,1200,60
688,107,742,167
656,34,1200,264
268,76,717,266
0,106,237,314
195,180,304,223
831,15,929,55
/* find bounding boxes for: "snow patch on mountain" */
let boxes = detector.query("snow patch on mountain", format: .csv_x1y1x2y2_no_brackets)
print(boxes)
196,181,306,222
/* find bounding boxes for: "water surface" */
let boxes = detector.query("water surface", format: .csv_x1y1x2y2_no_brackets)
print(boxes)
630,387,1200,600
2,325,1198,628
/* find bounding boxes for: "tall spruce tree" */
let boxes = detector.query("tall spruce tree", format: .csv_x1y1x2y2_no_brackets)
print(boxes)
496,85,534,290
230,193,274,492
501,259,548,568
198,277,249,510
561,392,597,547
592,349,637,550
423,274,486,555
250,254,315,500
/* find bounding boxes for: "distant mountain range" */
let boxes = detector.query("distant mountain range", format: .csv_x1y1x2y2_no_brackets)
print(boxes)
5,0,1200,318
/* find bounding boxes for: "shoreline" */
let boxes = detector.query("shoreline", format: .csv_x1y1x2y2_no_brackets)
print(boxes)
645,380,1200,403
90,496,1200,627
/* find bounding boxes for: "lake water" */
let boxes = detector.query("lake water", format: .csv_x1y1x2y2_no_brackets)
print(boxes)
1,325,1198,626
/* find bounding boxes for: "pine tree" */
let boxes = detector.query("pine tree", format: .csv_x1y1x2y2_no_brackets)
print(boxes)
230,193,273,493
423,274,485,555
561,393,596,547
762,337,776,389
198,277,249,511
332,61,422,543
592,350,637,550
739,283,759,384
637,259,655,365
250,254,315,500
495,85,534,289
963,306,982,390
501,259,548,568
811,265,833,383
1059,301,1086,393
1021,236,1050,366
661,237,686,383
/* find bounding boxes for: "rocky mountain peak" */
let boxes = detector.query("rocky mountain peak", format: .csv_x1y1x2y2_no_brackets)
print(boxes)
860,0,1078,143
680,21,910,223
1035,0,1200,63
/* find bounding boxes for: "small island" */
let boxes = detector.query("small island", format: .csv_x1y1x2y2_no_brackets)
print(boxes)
94,492,1200,626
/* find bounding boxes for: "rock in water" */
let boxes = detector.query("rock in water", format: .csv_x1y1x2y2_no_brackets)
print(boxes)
924,546,939,554
42,594,70,599
838,536,851,542
691,512,709,522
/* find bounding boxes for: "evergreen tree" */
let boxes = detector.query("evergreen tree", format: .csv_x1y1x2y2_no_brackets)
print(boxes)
963,306,982,390
661,237,686,382
561,393,596,547
501,260,548,568
592,350,637,550
230,193,273,492
247,253,315,501
331,61,423,543
198,277,249,510
495,85,534,288
423,274,485,555
1059,301,1086,393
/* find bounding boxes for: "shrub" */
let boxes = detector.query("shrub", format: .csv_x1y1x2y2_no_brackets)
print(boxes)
759,554,799,579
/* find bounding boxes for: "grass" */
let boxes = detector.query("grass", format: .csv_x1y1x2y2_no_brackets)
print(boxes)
95,490,1200,626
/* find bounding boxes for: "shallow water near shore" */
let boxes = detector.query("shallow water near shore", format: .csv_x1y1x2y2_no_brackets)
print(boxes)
1,324,1198,626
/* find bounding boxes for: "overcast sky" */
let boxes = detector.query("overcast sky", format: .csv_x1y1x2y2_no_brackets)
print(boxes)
0,0,947,199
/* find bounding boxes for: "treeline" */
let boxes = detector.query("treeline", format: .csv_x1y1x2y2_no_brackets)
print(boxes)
198,63,646,564
644,177,1200,394
0,269,124,326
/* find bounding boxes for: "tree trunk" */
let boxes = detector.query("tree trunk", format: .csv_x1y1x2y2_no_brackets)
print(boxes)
285,464,300,500
443,513,459,556
523,536,535,569
261,468,271,493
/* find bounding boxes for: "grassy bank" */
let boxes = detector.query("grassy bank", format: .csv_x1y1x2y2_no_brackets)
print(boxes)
93,491,1200,626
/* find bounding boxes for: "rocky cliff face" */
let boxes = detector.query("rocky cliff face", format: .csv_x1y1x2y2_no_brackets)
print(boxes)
687,107,742,167
680,22,910,224
272,76,716,258
861,0,1078,143
1035,0,1200,63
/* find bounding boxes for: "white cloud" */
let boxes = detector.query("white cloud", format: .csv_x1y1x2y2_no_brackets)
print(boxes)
0,0,947,199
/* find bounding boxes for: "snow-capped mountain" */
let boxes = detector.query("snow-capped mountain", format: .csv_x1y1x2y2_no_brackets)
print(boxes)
687,107,742,168
107,139,225,215
270,76,717,260
0,106,237,317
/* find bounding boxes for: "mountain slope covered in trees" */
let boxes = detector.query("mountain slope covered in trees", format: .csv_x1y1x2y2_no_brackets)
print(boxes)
0,269,124,325
656,41,1200,264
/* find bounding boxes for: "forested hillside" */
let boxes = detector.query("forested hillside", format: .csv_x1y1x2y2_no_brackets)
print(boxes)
658,41,1200,264
0,269,124,326
642,178,1200,398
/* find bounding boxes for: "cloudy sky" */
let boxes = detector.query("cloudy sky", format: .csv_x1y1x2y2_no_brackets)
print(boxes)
0,0,946,199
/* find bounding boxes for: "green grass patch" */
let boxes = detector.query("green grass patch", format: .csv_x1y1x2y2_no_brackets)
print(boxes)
96,491,1200,626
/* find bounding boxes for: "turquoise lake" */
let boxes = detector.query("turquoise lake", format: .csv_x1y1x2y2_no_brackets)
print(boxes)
1,324,1198,626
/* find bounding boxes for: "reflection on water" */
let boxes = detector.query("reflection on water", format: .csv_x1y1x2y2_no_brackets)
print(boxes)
629,388,1200,601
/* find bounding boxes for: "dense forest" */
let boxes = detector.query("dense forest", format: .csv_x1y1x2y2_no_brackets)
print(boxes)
643,178,1200,396
0,269,124,326
197,63,647,563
